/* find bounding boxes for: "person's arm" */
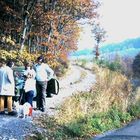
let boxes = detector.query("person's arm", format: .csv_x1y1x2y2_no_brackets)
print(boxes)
23,70,29,80
7,68,15,84
45,64,54,80
33,64,36,72
32,69,36,79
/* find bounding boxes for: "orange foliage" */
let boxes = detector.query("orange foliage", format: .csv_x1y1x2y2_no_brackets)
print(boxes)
0,0,99,68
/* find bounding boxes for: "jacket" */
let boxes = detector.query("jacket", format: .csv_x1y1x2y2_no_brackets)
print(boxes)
0,65,15,96
34,63,54,82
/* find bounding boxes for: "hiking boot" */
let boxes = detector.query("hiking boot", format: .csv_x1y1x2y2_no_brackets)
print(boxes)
36,107,41,110
0,111,5,115
46,95,52,98
47,93,52,97
8,111,17,116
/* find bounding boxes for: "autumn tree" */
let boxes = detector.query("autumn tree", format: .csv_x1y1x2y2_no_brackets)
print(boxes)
0,0,99,68
92,23,106,59
29,0,99,66
0,0,37,51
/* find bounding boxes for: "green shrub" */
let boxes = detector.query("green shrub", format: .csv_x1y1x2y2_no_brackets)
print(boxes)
59,107,132,138
94,59,122,72
128,101,140,117
93,59,109,68
107,107,131,125
108,61,122,72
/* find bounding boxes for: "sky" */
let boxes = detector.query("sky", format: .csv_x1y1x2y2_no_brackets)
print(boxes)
77,0,140,50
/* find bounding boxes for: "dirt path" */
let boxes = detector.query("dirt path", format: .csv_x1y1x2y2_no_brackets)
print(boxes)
0,64,96,140
45,64,96,116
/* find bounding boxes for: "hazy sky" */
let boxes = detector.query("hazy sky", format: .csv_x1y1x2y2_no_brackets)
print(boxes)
78,0,140,50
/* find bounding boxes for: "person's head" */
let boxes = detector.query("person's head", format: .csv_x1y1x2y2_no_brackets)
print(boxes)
0,58,6,67
7,60,14,68
24,61,33,70
36,55,44,64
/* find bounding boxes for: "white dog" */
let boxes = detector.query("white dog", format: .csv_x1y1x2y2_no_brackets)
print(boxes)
14,102,32,118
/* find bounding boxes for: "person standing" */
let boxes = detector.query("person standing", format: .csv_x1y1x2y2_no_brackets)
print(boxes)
34,56,54,112
0,58,17,115
23,61,36,106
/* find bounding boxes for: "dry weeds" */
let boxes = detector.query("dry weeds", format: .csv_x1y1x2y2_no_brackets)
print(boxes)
55,64,133,124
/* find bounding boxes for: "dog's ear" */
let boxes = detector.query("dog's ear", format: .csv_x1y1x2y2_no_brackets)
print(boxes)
14,101,17,106
14,101,19,108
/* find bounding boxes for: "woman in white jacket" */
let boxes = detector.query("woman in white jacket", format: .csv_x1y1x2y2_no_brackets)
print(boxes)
0,59,17,115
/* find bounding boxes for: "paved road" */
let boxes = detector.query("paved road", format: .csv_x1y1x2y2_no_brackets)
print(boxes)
93,118,140,140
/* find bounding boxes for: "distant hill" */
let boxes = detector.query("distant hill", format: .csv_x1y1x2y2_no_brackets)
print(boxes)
100,37,140,57
70,37,140,59
70,48,93,56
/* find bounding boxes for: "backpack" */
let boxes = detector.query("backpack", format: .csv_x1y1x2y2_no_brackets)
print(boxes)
46,78,59,96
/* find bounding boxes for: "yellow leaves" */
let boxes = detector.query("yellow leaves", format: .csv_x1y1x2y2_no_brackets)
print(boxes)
49,60,59,68
5,36,15,46
1,35,15,46
0,49,36,66
0,50,19,66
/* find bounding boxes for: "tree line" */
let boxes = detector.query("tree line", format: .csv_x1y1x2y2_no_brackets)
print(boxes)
0,0,99,69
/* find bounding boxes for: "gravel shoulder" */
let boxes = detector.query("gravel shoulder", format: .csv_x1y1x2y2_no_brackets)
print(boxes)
0,64,96,140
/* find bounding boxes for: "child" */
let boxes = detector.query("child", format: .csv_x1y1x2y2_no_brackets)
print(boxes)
23,62,36,106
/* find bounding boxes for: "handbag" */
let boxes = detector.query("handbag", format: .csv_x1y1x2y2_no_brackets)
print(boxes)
46,78,59,95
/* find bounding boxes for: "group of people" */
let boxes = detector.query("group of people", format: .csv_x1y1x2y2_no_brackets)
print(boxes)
0,55,54,116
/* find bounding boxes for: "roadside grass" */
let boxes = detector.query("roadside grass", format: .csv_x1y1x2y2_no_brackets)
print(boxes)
32,63,140,140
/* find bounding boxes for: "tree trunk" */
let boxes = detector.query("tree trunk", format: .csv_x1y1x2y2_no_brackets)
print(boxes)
20,17,28,52
19,0,37,53
95,44,99,59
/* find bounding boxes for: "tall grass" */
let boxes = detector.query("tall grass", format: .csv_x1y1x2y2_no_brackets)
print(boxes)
92,66,132,112
56,65,132,123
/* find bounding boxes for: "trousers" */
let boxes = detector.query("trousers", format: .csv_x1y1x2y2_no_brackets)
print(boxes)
36,81,47,110
25,90,34,106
